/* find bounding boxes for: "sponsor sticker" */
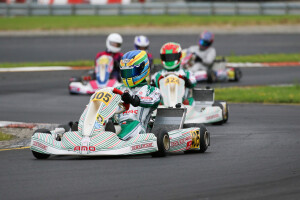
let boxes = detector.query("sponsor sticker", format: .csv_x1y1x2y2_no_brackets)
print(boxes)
74,146,96,151
206,114,219,121
131,143,153,151
33,141,48,150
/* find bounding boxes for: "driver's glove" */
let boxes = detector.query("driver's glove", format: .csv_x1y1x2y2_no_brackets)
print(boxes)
121,91,132,104
194,53,203,63
121,92,140,107
183,76,192,88
131,95,140,107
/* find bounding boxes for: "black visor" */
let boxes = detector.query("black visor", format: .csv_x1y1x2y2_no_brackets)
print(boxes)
160,53,181,62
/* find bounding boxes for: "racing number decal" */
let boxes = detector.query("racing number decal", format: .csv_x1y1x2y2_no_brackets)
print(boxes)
92,92,112,105
165,77,179,85
191,130,200,149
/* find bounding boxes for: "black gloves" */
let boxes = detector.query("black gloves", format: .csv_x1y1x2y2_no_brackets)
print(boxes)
121,91,140,107
194,54,203,63
182,76,192,88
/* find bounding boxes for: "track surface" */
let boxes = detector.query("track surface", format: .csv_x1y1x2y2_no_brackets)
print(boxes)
1,104,300,200
0,67,299,123
1,34,300,63
0,34,300,200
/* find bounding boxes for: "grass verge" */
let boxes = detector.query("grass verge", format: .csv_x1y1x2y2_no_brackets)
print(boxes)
0,53,299,68
0,132,15,141
0,15,300,31
215,85,300,104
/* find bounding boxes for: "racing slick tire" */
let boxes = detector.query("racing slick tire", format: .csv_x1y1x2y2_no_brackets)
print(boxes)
183,124,210,153
233,67,242,82
152,129,170,157
207,69,216,83
212,102,228,125
31,129,51,159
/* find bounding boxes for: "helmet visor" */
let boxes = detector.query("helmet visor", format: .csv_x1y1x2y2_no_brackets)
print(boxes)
109,41,122,48
160,53,181,62
120,62,145,78
199,39,210,47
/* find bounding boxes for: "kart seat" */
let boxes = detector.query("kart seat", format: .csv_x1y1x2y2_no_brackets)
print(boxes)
151,107,187,134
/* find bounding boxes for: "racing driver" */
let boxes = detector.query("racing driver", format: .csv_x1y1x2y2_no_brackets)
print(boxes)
152,42,196,106
116,50,161,140
95,33,124,81
186,31,216,73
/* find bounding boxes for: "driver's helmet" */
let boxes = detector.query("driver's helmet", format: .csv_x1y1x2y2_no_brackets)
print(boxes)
199,31,214,51
160,42,182,71
106,33,123,53
95,55,114,84
134,35,150,50
120,50,150,87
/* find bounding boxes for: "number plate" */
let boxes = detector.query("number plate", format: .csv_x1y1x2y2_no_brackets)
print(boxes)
165,77,179,85
92,91,112,105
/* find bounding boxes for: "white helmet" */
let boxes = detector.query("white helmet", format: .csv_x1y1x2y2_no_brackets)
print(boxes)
106,33,123,53
134,35,150,50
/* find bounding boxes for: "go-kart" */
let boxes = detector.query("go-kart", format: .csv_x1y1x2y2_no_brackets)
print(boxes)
69,55,120,95
31,87,210,159
181,50,242,83
156,72,228,125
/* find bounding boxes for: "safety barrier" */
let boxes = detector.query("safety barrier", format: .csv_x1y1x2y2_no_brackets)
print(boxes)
0,2,300,16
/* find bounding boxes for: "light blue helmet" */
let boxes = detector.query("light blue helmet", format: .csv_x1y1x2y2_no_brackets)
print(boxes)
120,50,150,87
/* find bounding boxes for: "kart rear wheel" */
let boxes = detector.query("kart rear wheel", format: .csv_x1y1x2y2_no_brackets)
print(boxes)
207,69,216,83
183,124,210,153
152,129,170,157
31,129,51,159
233,68,242,82
199,126,210,153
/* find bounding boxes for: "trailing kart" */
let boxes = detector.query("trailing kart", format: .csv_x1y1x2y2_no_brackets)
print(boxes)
181,50,242,83
157,72,228,125
69,55,120,95
31,87,210,159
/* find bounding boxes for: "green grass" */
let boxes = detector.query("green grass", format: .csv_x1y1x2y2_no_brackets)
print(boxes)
0,15,300,30
215,85,300,104
225,53,300,63
0,53,299,68
0,132,14,141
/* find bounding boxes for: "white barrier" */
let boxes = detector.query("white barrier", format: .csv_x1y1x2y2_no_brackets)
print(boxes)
0,2,300,16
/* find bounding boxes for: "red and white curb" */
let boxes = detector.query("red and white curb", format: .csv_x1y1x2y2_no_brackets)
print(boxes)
0,121,59,129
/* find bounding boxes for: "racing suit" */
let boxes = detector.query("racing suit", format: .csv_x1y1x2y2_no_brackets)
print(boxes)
116,80,161,140
95,51,123,81
187,45,216,73
151,68,196,105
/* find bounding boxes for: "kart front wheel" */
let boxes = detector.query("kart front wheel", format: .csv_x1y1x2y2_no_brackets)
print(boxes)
234,68,242,82
212,102,227,125
152,129,170,157
31,129,51,159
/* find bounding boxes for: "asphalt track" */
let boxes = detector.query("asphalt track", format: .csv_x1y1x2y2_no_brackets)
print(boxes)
1,33,300,63
0,34,300,200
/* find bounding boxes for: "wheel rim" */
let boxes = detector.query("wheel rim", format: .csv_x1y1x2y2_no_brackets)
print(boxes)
204,131,209,147
163,135,170,151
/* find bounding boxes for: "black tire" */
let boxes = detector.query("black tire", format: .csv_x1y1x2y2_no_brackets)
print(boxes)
152,129,170,157
183,124,209,153
199,126,210,153
207,69,216,83
222,102,229,123
234,68,242,82
212,102,225,125
31,129,51,159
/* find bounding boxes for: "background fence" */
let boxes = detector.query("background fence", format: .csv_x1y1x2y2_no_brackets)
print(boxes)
1,2,300,16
